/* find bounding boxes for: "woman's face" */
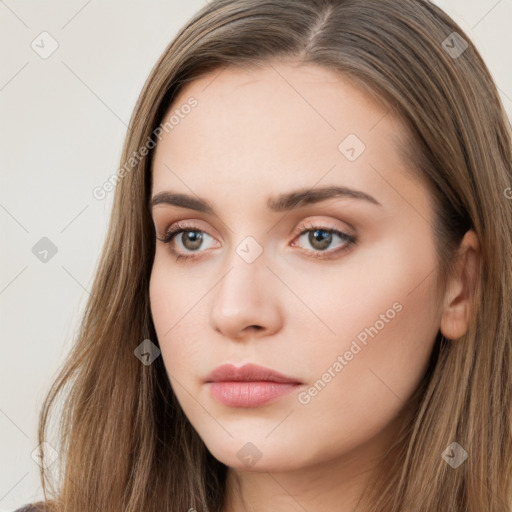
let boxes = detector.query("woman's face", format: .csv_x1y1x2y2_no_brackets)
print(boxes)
149,61,443,473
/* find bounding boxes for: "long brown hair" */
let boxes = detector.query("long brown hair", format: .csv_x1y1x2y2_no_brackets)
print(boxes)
34,1,512,511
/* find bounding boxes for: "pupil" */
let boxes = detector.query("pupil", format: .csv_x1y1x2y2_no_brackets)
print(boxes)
184,230,202,249
310,229,331,250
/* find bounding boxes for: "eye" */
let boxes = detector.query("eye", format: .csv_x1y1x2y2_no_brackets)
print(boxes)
156,221,217,262
156,220,357,262
290,220,356,259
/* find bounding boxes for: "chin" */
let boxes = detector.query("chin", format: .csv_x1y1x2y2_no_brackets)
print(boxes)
202,435,308,473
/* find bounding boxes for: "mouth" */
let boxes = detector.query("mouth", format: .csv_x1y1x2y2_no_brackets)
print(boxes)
204,363,303,408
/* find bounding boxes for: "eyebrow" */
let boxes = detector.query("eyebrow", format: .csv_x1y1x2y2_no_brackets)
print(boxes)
149,185,382,213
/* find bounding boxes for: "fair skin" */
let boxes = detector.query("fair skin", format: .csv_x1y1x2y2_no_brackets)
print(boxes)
149,61,479,512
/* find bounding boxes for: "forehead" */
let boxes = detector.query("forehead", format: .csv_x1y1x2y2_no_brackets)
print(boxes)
151,61,426,216
160,62,395,156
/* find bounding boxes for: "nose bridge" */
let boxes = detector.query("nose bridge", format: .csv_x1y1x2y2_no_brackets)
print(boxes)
214,239,267,313
209,238,282,337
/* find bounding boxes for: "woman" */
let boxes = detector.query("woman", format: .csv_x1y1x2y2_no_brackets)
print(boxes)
16,0,512,511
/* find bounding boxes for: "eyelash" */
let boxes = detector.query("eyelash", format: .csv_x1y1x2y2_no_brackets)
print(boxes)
157,220,357,262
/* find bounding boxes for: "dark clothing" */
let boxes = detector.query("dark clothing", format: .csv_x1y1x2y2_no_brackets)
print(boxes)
13,505,46,512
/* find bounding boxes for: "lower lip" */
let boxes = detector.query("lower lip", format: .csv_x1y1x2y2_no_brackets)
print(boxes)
207,381,300,407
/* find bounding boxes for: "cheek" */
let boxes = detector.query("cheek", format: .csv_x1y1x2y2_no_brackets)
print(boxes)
149,256,211,381
292,229,440,431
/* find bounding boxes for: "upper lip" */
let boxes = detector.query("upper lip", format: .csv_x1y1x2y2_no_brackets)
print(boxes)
204,363,302,384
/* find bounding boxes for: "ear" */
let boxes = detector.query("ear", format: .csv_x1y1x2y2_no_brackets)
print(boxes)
440,229,481,340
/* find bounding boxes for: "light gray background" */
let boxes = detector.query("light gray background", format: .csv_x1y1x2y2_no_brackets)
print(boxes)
1,0,511,510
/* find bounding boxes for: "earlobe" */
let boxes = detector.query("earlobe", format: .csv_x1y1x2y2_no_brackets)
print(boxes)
439,229,481,341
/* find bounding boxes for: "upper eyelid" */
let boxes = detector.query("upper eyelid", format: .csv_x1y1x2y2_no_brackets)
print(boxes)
157,212,355,232
159,218,351,235
152,199,361,235
159,219,218,239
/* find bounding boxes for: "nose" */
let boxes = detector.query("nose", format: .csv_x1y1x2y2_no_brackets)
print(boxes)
209,251,283,342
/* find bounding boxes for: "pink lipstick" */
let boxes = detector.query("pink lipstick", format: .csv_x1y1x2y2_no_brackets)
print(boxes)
204,363,302,408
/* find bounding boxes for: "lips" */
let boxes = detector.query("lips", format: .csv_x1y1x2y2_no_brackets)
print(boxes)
204,363,302,384
204,363,303,408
